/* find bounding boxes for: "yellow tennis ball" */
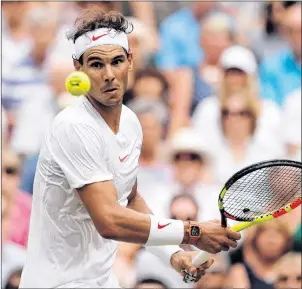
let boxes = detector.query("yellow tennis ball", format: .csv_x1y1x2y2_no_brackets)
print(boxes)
65,71,91,96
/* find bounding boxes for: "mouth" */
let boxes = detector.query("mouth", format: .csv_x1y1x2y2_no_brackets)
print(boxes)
103,87,118,93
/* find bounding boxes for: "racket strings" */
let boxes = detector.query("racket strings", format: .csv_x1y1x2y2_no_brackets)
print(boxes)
222,166,301,221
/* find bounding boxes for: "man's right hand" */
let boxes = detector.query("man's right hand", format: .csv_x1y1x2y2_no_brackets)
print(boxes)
186,220,241,254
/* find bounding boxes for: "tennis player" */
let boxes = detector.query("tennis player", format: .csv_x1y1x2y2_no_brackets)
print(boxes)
19,9,240,288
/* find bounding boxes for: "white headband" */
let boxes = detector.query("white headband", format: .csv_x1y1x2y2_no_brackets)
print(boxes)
74,28,129,59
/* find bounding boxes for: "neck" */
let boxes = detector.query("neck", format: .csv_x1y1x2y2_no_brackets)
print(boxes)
244,247,276,278
86,95,122,134
202,56,219,67
31,49,47,67
140,147,157,165
6,20,25,40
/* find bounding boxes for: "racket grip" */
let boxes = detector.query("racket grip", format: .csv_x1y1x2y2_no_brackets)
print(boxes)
183,252,210,284
192,251,210,267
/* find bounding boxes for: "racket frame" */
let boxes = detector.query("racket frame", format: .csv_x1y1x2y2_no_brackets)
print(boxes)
218,159,302,225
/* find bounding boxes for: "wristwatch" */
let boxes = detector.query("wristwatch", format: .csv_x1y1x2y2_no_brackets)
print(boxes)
185,221,201,245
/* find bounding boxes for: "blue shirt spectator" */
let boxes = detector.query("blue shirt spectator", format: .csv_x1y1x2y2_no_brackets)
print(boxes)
259,48,301,107
155,8,202,70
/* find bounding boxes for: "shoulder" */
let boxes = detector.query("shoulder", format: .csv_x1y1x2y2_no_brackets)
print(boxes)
50,99,103,143
53,98,96,129
260,48,291,71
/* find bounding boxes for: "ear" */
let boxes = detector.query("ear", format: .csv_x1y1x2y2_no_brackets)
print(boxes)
73,59,82,71
127,52,133,71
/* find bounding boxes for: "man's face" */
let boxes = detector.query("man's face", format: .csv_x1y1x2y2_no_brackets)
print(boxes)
79,45,132,107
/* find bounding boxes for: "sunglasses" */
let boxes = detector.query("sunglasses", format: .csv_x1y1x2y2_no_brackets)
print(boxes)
277,275,302,282
174,153,202,162
221,109,253,118
3,167,19,175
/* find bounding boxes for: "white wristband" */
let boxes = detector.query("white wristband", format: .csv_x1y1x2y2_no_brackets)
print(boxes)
145,246,184,268
145,214,184,246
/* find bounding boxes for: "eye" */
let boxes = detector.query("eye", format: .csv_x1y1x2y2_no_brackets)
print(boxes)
112,58,124,66
91,62,104,68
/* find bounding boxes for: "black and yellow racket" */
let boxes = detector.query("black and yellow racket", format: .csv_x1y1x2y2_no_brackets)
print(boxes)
184,159,302,283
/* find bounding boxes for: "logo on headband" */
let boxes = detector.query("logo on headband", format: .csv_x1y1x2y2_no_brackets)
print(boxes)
92,33,108,41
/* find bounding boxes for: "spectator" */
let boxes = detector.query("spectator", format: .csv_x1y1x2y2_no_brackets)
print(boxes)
2,150,27,288
189,12,234,114
170,194,199,252
273,252,301,289
156,2,217,70
193,46,283,184
2,147,32,248
195,253,230,289
2,5,59,143
11,59,75,157
246,2,288,60
122,18,159,104
164,127,220,222
2,2,31,69
155,2,218,136
129,100,172,215
208,90,282,184
126,68,169,105
193,45,281,143
282,88,301,161
259,3,301,106
227,221,292,289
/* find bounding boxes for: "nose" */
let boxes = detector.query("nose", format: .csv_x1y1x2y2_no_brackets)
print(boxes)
104,64,115,82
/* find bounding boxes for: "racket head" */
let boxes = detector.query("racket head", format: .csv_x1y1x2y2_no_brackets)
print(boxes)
218,160,302,225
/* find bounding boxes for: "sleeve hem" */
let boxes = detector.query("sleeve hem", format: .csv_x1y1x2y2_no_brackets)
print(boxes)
71,174,114,190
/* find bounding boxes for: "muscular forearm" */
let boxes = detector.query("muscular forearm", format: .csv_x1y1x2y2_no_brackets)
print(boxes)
94,202,189,245
79,182,189,246
96,203,152,243
127,191,152,214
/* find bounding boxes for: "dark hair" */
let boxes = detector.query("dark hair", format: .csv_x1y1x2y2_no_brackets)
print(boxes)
67,8,133,64
134,67,170,98
135,278,169,289
283,1,298,9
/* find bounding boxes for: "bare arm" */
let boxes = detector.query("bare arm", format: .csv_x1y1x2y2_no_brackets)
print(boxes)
78,181,152,244
129,2,157,29
78,181,240,251
127,180,152,214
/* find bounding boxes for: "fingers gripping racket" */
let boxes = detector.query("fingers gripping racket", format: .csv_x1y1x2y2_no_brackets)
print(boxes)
184,160,302,283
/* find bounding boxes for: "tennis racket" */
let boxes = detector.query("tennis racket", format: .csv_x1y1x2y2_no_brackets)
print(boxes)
184,159,302,283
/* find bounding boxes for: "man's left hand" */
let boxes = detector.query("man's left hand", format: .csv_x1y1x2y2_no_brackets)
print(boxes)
171,250,214,282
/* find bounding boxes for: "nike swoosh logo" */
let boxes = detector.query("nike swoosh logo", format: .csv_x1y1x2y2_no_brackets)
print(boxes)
92,34,107,41
158,222,171,229
119,154,129,163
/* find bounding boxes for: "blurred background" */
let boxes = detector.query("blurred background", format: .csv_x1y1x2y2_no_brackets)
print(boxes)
1,1,301,289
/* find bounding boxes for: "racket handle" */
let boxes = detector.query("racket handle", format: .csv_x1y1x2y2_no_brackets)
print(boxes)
183,252,210,283
192,251,210,267
183,221,252,283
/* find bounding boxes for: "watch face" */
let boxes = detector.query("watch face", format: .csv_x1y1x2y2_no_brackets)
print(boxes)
191,226,200,237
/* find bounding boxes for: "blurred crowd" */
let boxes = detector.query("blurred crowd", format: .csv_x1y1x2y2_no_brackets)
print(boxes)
1,1,301,289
